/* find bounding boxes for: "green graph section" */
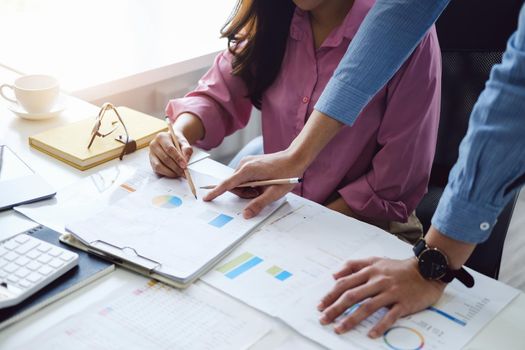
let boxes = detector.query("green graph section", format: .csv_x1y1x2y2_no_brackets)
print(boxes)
216,252,254,273
266,265,283,276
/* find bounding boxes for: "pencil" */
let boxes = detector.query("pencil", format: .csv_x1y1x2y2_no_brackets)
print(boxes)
200,177,302,190
165,118,197,199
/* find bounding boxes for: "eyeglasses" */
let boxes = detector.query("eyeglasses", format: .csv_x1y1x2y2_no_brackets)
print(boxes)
87,103,136,160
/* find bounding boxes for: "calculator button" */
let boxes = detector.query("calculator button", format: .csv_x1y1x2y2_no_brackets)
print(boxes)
15,256,30,266
38,265,54,276
26,250,41,260
15,267,31,278
59,253,75,262
26,261,42,271
3,240,18,251
14,235,30,244
7,275,20,284
4,251,19,262
48,248,63,257
36,245,51,253
4,263,19,273
48,259,64,269
16,240,40,255
37,255,52,264
27,273,43,283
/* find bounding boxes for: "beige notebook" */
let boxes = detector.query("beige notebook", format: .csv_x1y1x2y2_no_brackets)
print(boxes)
29,106,167,170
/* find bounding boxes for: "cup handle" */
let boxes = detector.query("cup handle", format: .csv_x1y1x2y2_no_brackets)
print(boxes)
0,84,17,104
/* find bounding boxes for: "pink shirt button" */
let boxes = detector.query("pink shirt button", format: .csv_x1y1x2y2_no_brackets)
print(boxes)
302,96,309,104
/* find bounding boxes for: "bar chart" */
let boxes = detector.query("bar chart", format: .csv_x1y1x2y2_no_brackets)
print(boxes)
216,252,294,282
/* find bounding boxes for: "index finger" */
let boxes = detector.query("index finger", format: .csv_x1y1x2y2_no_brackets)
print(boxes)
203,170,254,201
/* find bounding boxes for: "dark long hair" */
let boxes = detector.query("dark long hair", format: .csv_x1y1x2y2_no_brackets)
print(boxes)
221,0,296,109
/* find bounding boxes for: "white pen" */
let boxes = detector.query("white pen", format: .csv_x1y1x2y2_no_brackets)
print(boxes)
200,177,302,190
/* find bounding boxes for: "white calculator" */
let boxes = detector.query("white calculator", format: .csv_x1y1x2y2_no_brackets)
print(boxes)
0,233,79,309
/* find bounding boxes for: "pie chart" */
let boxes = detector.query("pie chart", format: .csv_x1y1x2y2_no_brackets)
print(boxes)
383,326,424,350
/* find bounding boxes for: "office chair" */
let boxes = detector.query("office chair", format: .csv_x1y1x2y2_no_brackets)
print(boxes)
416,0,523,279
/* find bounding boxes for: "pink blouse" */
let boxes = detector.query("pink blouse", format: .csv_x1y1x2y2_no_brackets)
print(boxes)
166,0,441,222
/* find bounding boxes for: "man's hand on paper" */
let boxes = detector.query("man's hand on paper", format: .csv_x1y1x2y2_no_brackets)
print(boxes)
204,150,305,219
317,257,446,338
149,131,193,178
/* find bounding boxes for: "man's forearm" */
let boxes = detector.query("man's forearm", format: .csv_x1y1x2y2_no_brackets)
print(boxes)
315,0,450,125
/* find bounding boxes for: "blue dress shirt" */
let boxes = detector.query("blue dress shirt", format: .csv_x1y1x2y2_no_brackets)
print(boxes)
315,1,525,243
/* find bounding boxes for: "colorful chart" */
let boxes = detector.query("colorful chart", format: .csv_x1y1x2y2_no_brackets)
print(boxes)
216,252,263,279
208,214,233,228
427,306,467,326
266,265,293,281
383,326,425,350
152,195,182,209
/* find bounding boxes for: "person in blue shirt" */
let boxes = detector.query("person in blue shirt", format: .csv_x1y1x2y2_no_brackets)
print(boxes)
202,0,525,338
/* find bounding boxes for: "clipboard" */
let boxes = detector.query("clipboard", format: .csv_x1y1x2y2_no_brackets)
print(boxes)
59,233,191,288
59,197,285,289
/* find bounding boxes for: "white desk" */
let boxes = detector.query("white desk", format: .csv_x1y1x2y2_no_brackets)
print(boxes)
1,66,524,349
0,0,234,102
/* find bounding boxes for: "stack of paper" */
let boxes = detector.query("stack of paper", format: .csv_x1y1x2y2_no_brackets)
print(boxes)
65,170,285,288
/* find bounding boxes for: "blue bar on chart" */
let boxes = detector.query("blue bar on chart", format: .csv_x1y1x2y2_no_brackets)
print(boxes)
208,214,234,228
266,265,293,281
224,256,263,279
427,306,467,326
275,271,292,281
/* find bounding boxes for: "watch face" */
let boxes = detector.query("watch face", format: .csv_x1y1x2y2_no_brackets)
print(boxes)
418,249,448,279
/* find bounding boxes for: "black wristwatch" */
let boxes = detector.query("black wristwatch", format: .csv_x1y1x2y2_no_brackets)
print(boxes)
413,238,474,288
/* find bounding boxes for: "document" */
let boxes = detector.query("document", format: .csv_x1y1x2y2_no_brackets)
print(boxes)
66,170,285,284
202,194,520,349
15,280,271,350
202,195,385,316
280,271,519,350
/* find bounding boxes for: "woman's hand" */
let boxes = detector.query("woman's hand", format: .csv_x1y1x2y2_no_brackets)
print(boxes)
204,149,308,218
203,109,344,218
149,131,193,178
317,257,445,337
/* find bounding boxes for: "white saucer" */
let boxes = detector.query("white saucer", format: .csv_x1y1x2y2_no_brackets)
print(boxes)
7,101,66,121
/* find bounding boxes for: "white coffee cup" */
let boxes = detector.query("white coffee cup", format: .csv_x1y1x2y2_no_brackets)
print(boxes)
0,74,60,114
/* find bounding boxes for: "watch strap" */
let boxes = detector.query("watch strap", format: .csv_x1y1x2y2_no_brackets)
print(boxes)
441,267,475,288
413,238,426,256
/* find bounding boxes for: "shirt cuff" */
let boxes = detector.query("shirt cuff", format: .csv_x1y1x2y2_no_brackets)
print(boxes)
314,76,371,126
431,186,501,244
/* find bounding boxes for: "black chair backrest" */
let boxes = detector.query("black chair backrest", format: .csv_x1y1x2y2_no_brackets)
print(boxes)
431,0,522,186
418,1,522,279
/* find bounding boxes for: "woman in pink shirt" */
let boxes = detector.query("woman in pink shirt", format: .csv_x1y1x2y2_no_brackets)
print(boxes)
149,0,441,241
